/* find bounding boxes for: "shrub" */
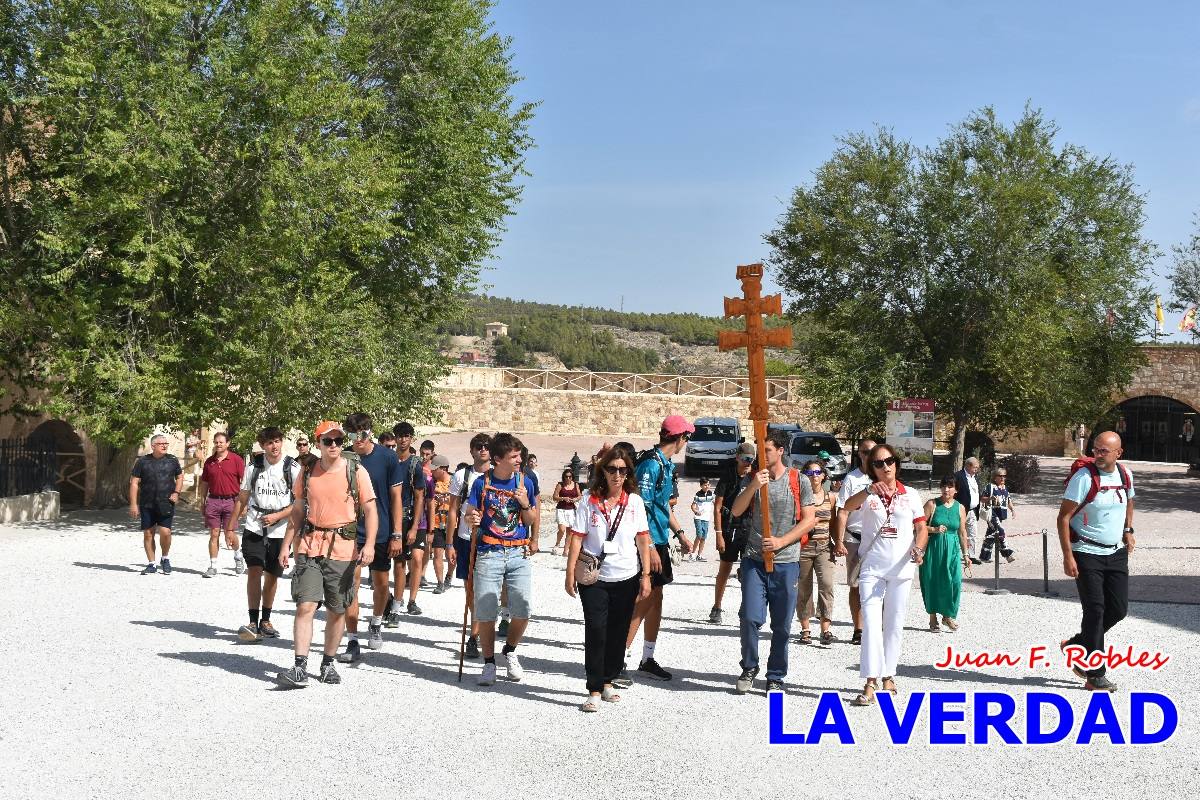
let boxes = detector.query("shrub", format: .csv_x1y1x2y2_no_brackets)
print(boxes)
996,454,1040,493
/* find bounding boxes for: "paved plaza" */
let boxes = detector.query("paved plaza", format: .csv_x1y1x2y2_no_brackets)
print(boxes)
2,439,1197,799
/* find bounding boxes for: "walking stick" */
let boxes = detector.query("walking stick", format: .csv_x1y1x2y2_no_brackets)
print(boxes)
718,263,792,573
457,521,480,683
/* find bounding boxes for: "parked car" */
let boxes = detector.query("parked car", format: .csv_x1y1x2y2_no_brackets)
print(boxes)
684,417,742,477
767,422,804,442
785,432,850,482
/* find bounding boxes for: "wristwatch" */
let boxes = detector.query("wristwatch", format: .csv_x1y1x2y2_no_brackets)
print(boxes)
1123,526,1134,534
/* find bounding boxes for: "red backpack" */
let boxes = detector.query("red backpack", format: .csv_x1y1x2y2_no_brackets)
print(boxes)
1064,457,1131,527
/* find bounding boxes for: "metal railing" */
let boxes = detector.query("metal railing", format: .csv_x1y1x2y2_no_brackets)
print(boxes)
0,438,59,499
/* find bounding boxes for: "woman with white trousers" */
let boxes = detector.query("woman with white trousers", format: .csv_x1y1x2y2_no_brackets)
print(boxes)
839,442,929,706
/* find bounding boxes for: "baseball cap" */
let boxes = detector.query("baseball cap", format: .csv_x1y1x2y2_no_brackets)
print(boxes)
661,415,696,436
736,442,757,459
313,420,345,439
430,454,450,469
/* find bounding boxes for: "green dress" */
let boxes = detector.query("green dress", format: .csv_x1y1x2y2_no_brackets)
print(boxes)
920,499,963,617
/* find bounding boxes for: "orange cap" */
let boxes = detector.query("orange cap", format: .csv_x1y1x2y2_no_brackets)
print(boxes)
313,420,345,440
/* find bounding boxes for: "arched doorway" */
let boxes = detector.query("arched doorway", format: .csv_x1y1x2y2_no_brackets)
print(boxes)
26,420,87,507
1095,396,1199,464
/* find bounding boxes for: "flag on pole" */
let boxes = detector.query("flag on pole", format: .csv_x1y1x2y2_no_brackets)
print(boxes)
1180,305,1198,333
1155,296,1165,333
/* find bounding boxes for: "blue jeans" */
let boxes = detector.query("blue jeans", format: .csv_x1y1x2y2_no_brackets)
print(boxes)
473,547,532,622
739,557,800,681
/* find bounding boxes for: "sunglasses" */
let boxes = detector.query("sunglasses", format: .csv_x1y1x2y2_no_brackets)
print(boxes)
994,474,1007,479
738,455,755,463
320,436,345,447
870,456,898,469
803,469,824,477
603,465,629,476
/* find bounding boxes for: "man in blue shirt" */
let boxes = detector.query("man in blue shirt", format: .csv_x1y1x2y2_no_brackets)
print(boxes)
622,415,695,683
1056,430,1135,693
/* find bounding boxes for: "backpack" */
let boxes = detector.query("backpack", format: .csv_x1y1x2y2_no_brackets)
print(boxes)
635,448,668,495
1064,457,1131,529
302,453,362,540
400,454,426,522
249,452,298,510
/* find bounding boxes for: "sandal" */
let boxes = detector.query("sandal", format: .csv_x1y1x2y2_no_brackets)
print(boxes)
942,617,959,631
851,683,877,706
820,630,835,646
580,695,601,712
601,686,622,703
929,618,941,633
799,630,812,645
881,677,897,694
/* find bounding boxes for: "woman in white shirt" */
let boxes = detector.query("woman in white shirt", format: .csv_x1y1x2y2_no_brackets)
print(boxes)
565,446,652,712
839,443,929,706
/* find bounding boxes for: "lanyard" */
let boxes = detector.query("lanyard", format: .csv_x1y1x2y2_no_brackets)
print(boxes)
593,491,628,541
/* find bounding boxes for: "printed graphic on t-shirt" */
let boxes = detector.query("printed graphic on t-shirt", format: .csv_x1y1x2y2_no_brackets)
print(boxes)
432,476,451,530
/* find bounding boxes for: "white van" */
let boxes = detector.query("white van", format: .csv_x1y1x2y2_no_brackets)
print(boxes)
684,417,742,477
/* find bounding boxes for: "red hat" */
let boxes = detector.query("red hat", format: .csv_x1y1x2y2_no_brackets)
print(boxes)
661,415,696,436
313,420,345,440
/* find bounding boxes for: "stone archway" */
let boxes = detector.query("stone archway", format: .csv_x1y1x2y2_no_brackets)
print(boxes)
26,420,86,506
1093,395,1200,464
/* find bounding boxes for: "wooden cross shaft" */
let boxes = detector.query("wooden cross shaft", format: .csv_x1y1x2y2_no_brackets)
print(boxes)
718,263,792,572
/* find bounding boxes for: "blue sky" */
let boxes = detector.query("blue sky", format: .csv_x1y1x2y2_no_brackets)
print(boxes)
482,0,1199,339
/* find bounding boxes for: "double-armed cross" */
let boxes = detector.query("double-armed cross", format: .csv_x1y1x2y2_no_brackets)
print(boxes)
718,263,792,572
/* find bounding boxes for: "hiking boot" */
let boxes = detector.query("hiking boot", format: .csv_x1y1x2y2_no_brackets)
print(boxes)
637,658,672,681
432,582,445,595
407,600,422,615
383,610,401,628
420,577,432,589
203,566,218,578
160,559,172,575
1004,552,1016,564
735,667,758,694
766,679,785,694
442,577,453,591
336,639,362,665
319,663,341,684
367,624,383,651
237,624,262,643
1085,674,1117,692
276,665,308,688
234,554,246,575
478,662,497,686
258,621,279,638
851,629,862,646
141,563,157,575
465,636,480,660
505,652,524,682
708,607,723,624
612,665,633,689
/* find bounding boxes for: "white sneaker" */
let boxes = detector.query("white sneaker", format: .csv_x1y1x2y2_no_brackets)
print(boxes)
478,662,497,686
367,623,383,651
505,652,524,682
233,555,246,575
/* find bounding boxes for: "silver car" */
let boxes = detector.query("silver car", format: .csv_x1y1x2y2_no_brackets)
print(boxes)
785,432,850,482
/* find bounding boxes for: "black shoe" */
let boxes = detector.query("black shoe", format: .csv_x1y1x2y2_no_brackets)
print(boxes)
766,679,785,694
969,557,982,565
735,667,758,694
637,658,672,681
850,629,862,646
336,639,362,664
383,610,401,629
465,636,480,660
612,665,633,688
319,663,342,684
978,555,992,564
1084,674,1117,692
276,665,308,688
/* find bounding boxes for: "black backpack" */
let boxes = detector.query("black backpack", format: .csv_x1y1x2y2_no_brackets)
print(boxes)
248,453,299,510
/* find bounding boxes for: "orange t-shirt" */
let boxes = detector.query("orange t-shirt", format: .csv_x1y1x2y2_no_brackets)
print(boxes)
293,458,376,560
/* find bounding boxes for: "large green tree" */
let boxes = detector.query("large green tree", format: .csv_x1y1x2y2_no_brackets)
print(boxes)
767,107,1154,468
0,0,532,502
1166,212,1200,312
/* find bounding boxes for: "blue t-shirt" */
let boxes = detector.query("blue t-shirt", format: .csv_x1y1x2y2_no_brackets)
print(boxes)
356,445,403,544
1064,464,1135,555
396,455,424,523
467,470,539,553
636,448,674,546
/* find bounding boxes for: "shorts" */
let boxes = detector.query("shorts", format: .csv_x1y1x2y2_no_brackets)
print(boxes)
473,547,532,622
845,535,862,587
368,542,396,573
241,532,285,578
290,555,356,613
556,508,576,528
454,536,472,580
431,528,449,549
139,504,175,531
651,543,674,587
694,519,710,540
203,496,236,530
396,529,429,562
719,528,747,563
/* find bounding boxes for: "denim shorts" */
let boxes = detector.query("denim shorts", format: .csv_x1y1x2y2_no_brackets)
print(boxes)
473,547,532,622
694,519,710,539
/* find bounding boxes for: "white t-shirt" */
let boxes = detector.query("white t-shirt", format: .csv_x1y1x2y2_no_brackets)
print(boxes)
692,489,715,522
571,490,649,582
856,483,926,580
836,468,873,540
240,457,298,539
450,466,489,541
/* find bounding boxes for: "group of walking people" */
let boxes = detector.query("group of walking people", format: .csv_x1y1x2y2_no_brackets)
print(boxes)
127,416,1136,705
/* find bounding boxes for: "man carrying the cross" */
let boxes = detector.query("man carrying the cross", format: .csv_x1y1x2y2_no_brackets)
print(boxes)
729,429,817,694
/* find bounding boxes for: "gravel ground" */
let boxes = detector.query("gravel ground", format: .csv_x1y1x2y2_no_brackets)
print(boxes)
2,446,1196,799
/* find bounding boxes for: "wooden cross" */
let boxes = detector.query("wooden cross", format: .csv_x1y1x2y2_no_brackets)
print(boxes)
718,263,793,572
